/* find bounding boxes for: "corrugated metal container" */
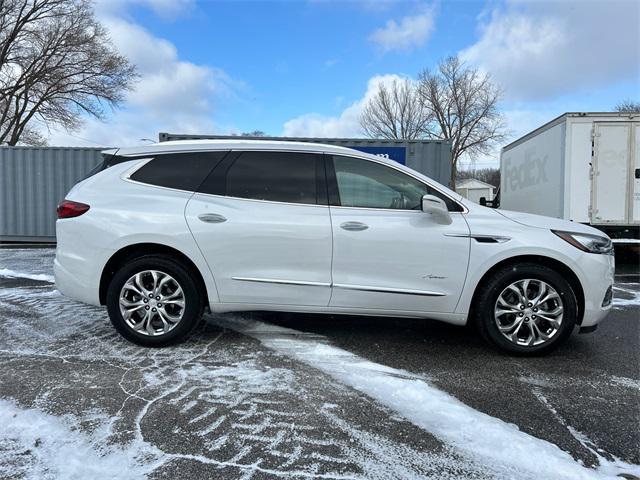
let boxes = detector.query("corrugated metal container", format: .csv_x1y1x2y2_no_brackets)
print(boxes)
0,146,104,242
159,133,453,187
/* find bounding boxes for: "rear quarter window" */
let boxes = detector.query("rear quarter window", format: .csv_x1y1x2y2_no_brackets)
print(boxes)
129,151,228,192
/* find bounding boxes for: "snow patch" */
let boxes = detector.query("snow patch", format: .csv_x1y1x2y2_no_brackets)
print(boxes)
532,389,640,479
609,376,640,390
612,285,640,308
0,400,150,480
216,315,636,480
0,268,55,283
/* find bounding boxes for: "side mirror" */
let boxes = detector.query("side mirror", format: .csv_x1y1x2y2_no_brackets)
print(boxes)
479,197,487,206
421,194,452,225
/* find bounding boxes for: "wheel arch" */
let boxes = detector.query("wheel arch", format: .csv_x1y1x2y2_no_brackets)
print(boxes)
468,255,585,325
99,243,209,306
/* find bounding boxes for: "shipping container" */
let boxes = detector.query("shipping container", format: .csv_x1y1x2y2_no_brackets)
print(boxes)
159,133,453,187
500,112,640,238
0,146,103,242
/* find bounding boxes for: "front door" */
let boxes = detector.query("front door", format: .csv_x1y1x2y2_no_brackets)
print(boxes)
186,150,332,306
326,154,470,314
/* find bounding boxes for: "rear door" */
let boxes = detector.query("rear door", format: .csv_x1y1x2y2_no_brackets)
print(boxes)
591,122,633,224
185,150,332,306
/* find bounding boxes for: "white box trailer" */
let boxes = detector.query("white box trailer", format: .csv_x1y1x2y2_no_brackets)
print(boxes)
500,112,640,238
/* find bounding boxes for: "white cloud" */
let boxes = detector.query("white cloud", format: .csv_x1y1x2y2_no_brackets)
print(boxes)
460,0,640,100
45,4,242,146
283,74,408,137
369,5,436,53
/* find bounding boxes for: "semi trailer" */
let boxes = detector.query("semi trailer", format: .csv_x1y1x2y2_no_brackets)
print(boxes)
500,112,639,239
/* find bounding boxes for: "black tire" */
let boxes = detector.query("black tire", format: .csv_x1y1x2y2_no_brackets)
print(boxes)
474,263,578,355
106,255,204,347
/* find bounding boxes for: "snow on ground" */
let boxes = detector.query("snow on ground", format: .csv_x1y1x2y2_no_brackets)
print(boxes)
613,284,640,308
530,389,640,479
0,400,152,480
216,315,639,480
1,248,639,479
0,250,496,479
0,268,55,283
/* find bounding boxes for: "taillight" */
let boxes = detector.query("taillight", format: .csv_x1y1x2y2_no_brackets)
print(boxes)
57,200,90,219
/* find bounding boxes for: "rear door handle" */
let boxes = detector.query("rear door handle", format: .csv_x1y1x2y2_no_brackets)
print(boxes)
340,221,368,231
198,213,227,224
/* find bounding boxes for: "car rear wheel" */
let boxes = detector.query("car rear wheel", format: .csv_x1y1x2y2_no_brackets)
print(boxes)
474,263,578,355
106,255,204,347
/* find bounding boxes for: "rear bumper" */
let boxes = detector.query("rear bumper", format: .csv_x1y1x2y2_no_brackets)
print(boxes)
54,219,104,306
54,257,101,306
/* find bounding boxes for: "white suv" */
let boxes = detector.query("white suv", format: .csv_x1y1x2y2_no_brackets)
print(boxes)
54,140,614,354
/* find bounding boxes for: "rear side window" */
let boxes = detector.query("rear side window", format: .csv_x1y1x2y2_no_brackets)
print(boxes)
130,152,228,191
199,151,324,205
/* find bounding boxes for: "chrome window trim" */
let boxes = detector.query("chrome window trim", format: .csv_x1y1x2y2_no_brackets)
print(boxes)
329,205,465,215
116,148,466,212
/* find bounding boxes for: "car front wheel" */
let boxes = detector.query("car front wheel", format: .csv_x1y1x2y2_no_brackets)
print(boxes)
106,255,204,347
474,263,578,355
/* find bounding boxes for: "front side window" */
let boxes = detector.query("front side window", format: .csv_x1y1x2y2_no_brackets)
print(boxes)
331,156,460,211
220,151,321,205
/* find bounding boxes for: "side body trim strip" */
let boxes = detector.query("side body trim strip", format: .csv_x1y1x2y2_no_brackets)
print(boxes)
231,277,447,297
333,283,446,297
231,277,330,287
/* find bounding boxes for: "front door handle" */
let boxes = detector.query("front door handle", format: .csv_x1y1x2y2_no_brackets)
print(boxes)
198,213,227,224
340,221,368,231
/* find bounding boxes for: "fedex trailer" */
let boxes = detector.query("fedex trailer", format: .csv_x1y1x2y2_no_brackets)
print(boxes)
500,112,640,238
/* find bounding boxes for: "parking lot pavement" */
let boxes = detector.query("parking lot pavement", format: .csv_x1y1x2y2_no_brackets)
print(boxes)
0,248,638,479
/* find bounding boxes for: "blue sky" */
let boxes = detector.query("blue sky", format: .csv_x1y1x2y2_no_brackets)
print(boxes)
130,1,478,132
49,0,640,167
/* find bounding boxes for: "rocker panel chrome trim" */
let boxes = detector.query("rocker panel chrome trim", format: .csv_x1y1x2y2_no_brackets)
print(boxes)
333,283,446,297
231,277,330,287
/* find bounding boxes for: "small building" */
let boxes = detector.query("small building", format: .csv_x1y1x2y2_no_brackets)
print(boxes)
456,179,495,204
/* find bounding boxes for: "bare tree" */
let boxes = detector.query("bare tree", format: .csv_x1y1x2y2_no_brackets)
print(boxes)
418,56,506,189
0,0,137,145
614,99,640,113
359,78,429,140
241,130,266,137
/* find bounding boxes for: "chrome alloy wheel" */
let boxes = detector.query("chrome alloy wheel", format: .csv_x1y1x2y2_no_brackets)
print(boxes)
494,279,564,347
119,270,185,336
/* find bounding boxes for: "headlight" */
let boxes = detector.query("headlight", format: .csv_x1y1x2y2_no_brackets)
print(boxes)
552,230,613,255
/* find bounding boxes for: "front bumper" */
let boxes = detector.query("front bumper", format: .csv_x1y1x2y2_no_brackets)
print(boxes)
577,252,615,328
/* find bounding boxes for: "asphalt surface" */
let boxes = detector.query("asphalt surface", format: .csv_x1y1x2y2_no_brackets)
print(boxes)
0,247,638,479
